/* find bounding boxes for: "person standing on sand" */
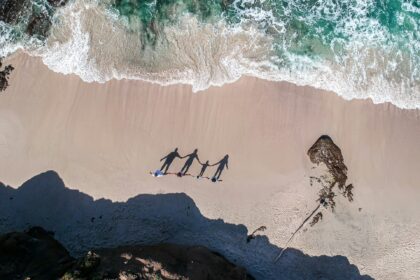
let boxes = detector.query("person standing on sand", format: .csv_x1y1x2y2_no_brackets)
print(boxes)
160,148,182,174
212,154,229,181
179,149,201,176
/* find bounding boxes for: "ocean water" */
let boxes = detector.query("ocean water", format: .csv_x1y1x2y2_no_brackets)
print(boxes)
0,0,419,108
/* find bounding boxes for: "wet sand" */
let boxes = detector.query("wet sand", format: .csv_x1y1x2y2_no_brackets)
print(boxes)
1,53,420,279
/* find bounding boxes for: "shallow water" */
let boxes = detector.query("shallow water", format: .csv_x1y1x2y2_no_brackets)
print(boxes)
1,0,419,108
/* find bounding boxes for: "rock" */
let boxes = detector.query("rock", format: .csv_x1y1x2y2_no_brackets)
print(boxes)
48,0,68,8
0,0,69,39
0,59,14,92
308,135,348,190
307,135,354,213
26,13,52,38
0,0,32,24
0,227,75,279
64,244,254,280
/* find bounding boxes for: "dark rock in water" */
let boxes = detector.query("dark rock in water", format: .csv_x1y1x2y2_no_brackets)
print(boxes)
26,12,52,38
0,0,32,24
308,135,348,190
0,227,75,279
0,227,253,280
0,0,69,39
0,59,15,92
48,0,68,7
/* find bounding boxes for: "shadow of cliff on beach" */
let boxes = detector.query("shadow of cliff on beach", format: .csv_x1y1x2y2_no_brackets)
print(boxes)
0,171,373,280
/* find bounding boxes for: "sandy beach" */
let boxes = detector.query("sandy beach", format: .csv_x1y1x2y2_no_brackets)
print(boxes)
1,53,420,279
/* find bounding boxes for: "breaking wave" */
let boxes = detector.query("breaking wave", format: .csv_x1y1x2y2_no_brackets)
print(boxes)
1,0,419,108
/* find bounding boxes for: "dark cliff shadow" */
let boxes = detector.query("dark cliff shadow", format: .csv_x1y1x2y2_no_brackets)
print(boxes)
0,171,373,280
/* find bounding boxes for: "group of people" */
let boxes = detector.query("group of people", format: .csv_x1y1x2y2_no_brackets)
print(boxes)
157,148,229,181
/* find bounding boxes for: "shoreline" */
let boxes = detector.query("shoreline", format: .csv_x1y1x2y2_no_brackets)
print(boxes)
6,51,420,111
1,53,420,279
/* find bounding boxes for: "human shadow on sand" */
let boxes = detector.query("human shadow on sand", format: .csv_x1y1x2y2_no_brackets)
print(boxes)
211,154,229,181
159,148,182,174
0,171,373,280
156,149,228,182
179,149,201,176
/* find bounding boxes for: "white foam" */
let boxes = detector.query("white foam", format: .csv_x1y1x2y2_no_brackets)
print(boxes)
39,1,103,81
7,0,419,109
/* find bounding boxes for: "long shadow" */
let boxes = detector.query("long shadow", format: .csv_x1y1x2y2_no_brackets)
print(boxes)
0,171,373,280
159,147,182,174
179,149,200,175
212,154,229,180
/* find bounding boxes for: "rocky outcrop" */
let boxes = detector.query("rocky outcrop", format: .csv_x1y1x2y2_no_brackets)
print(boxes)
0,0,31,24
26,13,53,38
275,135,357,262
0,227,74,279
0,227,254,280
308,135,354,211
64,244,254,280
0,0,69,39
47,0,68,8
308,135,349,190
0,59,14,92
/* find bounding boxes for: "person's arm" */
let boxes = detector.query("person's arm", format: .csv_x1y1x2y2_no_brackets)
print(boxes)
160,155,168,161
196,155,203,165
210,160,221,166
226,161,229,169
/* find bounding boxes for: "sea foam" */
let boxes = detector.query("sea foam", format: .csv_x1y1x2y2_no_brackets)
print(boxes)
2,0,419,109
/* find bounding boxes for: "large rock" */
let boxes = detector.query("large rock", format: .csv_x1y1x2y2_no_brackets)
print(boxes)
0,0,69,39
307,135,354,211
0,0,31,24
0,227,74,279
308,135,348,190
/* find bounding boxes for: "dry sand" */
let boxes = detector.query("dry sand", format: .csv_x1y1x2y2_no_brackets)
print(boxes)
1,53,420,279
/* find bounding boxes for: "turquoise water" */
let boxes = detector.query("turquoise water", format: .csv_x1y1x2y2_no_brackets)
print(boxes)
112,0,418,58
0,0,419,107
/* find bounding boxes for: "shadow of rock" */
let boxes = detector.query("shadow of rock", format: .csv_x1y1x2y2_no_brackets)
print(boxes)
0,171,373,280
0,227,253,280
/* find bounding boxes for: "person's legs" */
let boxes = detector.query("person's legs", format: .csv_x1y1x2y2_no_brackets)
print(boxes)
183,163,192,175
161,163,168,173
213,168,220,179
216,167,224,180
163,159,174,174
180,163,188,174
